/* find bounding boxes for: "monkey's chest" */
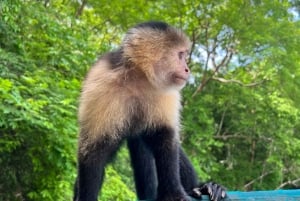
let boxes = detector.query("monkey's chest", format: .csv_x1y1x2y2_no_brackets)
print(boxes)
123,95,180,136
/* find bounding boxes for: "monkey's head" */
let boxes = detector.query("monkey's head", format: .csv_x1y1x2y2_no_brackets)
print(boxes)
122,21,191,90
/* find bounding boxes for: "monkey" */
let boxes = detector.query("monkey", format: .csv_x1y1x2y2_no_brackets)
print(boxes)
74,21,227,201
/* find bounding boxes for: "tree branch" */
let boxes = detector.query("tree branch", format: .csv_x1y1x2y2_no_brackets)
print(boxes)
192,36,235,97
244,171,274,190
215,107,228,136
188,30,198,66
212,77,265,87
276,178,300,189
192,29,217,97
214,133,254,140
76,0,88,17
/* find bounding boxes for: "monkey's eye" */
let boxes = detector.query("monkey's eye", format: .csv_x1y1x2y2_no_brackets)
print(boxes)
178,51,189,61
178,51,185,60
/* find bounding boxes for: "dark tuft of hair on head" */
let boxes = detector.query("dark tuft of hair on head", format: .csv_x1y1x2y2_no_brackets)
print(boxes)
134,21,169,31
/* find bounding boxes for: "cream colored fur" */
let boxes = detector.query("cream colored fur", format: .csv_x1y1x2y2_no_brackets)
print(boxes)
78,59,181,142
78,24,190,155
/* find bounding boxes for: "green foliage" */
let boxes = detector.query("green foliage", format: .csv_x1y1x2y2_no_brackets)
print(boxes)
183,81,300,190
100,166,136,201
0,0,300,200
0,1,93,200
180,0,300,191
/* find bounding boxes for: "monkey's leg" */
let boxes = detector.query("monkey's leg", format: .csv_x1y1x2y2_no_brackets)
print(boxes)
179,148,228,201
75,137,121,201
127,137,157,200
179,148,199,194
144,127,190,201
73,178,79,201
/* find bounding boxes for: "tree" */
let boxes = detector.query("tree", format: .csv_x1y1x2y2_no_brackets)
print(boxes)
1,0,299,200
0,1,134,200
181,0,300,190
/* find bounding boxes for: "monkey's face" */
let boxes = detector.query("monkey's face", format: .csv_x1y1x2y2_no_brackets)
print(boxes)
153,47,190,90
172,48,190,86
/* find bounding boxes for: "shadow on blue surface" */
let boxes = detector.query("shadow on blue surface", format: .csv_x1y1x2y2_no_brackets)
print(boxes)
140,190,300,201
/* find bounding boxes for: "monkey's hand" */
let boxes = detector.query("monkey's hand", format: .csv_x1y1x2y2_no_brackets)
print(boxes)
189,182,229,201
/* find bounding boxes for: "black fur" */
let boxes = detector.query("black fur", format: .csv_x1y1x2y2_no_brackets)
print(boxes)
103,49,124,69
128,135,201,200
74,129,228,201
74,133,123,201
127,136,157,200
142,126,187,200
135,21,169,31
179,148,199,194
74,125,194,201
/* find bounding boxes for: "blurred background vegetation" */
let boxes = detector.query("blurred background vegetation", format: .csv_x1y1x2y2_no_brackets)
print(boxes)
0,0,299,200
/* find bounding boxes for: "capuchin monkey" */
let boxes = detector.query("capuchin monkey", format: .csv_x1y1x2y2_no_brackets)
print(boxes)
74,21,227,201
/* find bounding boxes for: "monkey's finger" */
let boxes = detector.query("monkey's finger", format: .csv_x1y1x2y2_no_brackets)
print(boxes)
221,190,226,198
208,183,227,201
205,182,214,197
213,185,224,201
209,183,218,201
191,188,202,198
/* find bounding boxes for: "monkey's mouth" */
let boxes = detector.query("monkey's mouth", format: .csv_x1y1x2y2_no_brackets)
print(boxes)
174,75,188,81
173,75,188,84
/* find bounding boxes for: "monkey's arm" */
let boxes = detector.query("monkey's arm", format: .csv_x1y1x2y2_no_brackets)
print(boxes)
179,148,228,201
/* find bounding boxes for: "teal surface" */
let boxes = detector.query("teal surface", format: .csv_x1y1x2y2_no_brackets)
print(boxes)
140,190,300,201
228,190,300,201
